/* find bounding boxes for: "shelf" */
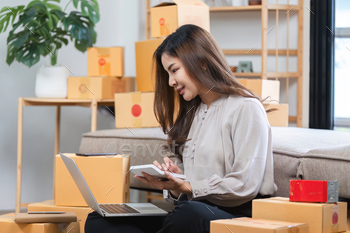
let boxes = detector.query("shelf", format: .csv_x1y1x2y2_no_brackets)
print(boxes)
233,72,261,77
210,5,262,11
232,72,299,78
266,72,299,78
268,4,299,10
210,4,299,12
148,4,299,12
223,49,298,56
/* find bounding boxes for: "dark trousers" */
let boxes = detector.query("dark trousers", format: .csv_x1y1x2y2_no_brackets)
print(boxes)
85,198,255,233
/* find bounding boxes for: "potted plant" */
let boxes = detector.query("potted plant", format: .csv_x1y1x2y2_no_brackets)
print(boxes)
0,0,99,98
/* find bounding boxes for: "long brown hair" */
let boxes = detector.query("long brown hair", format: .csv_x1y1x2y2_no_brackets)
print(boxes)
153,24,260,160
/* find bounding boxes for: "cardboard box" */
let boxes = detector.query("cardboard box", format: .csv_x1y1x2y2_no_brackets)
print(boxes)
55,153,130,207
87,47,124,77
151,0,210,38
347,211,350,230
263,103,289,127
67,76,135,99
211,217,308,233
0,213,67,233
28,200,91,233
114,92,159,128
237,78,280,102
253,197,348,233
135,38,164,92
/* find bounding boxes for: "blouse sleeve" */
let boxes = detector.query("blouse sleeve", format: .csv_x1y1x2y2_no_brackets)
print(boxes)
187,100,272,206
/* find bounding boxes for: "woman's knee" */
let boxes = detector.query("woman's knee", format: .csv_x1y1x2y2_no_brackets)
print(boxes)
159,201,213,233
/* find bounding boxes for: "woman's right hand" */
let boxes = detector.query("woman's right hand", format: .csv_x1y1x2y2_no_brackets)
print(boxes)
153,156,182,175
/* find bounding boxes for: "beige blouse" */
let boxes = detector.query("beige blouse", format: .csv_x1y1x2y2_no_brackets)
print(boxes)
165,94,277,207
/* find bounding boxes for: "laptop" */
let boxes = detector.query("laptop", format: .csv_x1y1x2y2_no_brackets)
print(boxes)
60,153,169,217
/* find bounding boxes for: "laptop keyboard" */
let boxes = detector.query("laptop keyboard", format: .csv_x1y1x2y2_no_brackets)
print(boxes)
99,204,140,214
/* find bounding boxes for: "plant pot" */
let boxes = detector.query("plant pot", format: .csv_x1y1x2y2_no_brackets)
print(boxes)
35,65,70,98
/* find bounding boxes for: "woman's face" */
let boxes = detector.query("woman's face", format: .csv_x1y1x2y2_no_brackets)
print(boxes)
161,53,200,101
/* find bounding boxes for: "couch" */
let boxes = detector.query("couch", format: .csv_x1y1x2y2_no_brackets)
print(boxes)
79,127,350,200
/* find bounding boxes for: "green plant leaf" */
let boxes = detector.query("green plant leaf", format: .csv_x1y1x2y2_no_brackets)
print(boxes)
72,0,99,24
2,0,98,68
51,9,65,20
11,7,38,32
0,6,25,33
44,0,60,3
47,3,62,11
0,6,9,13
54,40,62,50
6,44,16,65
13,32,29,48
21,44,40,67
26,1,46,11
63,11,97,52
16,46,29,62
37,44,48,55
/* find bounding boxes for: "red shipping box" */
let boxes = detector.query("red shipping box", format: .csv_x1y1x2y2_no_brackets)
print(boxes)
289,180,339,203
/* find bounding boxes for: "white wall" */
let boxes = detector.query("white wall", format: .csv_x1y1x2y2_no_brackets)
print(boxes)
0,0,309,211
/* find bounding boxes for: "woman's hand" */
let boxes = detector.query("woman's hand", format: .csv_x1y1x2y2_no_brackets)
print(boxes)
134,170,192,196
153,156,182,175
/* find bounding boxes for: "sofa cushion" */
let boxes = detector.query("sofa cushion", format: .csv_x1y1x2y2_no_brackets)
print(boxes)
79,127,350,199
272,127,350,199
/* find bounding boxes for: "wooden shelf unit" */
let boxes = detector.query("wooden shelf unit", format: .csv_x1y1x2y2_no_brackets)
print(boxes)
145,0,303,126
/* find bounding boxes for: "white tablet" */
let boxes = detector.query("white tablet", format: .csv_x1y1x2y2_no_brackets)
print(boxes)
130,164,186,180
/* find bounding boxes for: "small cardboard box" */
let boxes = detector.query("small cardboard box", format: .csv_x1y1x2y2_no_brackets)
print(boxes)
263,103,289,127
237,78,280,102
67,76,135,99
54,153,130,207
0,213,67,233
151,0,210,38
347,211,350,230
211,217,308,233
87,47,124,77
114,92,159,128
253,197,348,233
135,38,164,92
28,200,91,233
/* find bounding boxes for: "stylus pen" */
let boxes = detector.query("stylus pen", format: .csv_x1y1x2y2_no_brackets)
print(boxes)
27,211,66,214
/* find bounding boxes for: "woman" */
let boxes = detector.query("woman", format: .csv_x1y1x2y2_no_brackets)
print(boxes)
85,24,277,233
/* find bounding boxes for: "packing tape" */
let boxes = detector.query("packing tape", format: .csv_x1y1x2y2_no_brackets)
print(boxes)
131,92,142,103
97,48,111,76
131,92,142,127
332,204,339,232
132,118,142,127
78,79,91,98
287,225,300,233
43,201,53,205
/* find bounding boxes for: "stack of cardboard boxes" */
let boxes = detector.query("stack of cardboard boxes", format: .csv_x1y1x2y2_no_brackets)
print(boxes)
116,0,210,129
211,180,349,233
211,197,349,233
67,47,136,99
24,153,130,233
237,78,289,127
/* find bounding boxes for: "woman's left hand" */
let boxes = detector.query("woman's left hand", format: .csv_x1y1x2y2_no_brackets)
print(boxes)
134,171,192,195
